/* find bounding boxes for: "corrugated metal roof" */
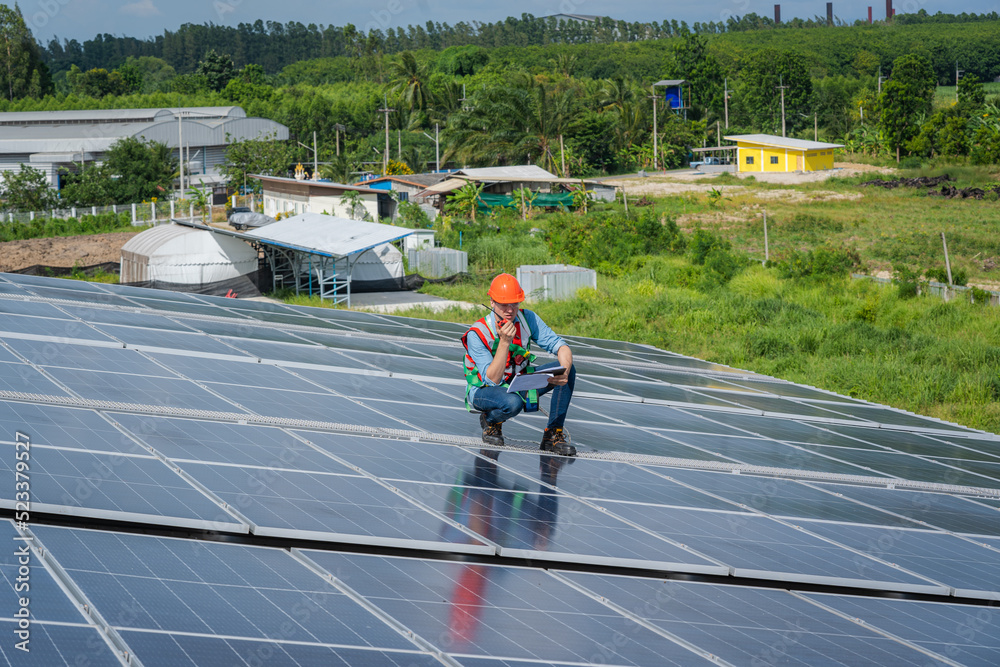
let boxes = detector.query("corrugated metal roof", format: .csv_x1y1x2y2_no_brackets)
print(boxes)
0,108,285,154
0,107,244,124
724,134,844,151
244,213,412,259
418,177,470,195
653,80,686,86
454,165,558,180
255,175,380,194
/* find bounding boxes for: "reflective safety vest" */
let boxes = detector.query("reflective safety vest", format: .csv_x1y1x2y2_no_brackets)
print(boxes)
461,311,538,412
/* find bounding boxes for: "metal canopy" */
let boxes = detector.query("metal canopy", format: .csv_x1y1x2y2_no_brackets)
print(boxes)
653,79,686,86
176,214,413,306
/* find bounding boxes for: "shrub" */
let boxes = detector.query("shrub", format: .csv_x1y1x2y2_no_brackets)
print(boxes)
925,265,968,286
547,209,684,274
775,245,860,279
893,264,921,299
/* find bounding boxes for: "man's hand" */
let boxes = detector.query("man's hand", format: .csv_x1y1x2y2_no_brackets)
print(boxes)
547,372,569,386
497,318,517,345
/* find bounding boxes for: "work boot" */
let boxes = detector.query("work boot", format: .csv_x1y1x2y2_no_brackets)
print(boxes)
480,412,505,447
540,427,576,457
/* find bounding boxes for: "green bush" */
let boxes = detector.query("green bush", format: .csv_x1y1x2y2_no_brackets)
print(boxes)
0,212,138,242
925,265,968,286
775,245,860,279
893,264,921,299
546,209,684,275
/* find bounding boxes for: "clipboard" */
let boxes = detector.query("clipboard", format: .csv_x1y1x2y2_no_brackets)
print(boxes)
506,367,565,393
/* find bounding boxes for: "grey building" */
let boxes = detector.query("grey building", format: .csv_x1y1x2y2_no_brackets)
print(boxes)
0,106,289,189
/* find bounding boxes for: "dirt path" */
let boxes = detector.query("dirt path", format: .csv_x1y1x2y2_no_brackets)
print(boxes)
0,232,141,273
605,162,892,202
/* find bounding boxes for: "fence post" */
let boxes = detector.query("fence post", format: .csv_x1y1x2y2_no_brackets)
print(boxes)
151,201,156,222
112,204,117,215
190,203,194,220
170,200,175,219
71,207,77,219
131,203,136,224
91,206,97,217
29,211,34,221
763,211,769,263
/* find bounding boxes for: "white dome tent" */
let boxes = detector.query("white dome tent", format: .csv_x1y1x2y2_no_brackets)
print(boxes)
120,224,260,296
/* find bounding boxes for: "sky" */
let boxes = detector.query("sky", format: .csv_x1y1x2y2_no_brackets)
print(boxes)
19,0,1000,45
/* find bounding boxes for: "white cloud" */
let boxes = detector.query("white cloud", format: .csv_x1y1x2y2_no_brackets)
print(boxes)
120,0,162,16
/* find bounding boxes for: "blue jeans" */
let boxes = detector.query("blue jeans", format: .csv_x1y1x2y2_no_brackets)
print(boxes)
472,362,576,430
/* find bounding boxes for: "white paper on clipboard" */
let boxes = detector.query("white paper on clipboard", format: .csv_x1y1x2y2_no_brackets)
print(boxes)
506,367,565,393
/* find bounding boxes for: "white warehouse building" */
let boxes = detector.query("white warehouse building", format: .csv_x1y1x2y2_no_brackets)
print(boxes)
0,106,289,188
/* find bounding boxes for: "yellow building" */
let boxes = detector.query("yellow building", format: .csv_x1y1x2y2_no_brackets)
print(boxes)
724,134,843,173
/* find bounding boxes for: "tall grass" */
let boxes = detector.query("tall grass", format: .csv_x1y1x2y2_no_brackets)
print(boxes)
414,261,1000,433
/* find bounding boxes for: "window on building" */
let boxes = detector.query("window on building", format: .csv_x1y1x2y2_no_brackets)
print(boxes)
746,156,754,165
770,156,779,164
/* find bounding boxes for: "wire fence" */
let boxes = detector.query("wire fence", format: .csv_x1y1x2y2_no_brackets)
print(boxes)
2,195,260,226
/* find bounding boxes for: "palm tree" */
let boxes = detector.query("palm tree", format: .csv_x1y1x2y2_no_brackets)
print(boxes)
389,52,429,113
445,83,577,174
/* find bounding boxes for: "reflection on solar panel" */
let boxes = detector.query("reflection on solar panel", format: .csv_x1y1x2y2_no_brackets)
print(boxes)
1,271,998,665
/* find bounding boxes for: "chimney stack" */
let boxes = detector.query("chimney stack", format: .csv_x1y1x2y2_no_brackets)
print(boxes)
886,0,892,21
827,2,833,26
774,4,781,23
868,6,872,23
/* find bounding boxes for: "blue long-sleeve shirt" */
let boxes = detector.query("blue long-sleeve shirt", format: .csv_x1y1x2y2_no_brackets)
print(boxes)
466,309,567,404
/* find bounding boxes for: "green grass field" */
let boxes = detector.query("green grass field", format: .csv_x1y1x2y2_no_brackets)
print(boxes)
935,82,1000,108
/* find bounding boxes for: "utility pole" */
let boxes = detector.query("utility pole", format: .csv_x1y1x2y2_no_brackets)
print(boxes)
177,112,184,195
956,62,964,103
878,66,884,94
650,94,658,171
422,124,441,173
334,123,344,156
397,129,401,159
716,120,721,146
378,96,394,174
777,76,788,138
723,78,729,129
312,131,318,178
559,134,566,177
814,112,818,142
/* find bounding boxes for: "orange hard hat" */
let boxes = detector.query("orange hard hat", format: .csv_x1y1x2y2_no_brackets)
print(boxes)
488,273,525,304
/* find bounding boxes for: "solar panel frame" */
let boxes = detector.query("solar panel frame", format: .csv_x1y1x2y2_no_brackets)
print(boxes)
0,445,247,531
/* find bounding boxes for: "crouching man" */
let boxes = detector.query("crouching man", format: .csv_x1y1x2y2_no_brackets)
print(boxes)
461,273,576,456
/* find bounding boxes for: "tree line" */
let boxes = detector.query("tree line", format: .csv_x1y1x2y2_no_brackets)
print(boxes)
36,10,1000,81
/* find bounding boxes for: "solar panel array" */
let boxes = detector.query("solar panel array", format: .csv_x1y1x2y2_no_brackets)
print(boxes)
1,271,998,666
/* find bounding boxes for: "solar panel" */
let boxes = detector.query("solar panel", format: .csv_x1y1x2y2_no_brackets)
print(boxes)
298,550,721,665
597,502,947,592
0,446,244,531
650,431,888,475
43,367,247,412
640,467,923,527
7,337,176,376
808,482,1000,536
801,592,1000,665
558,572,949,666
0,312,117,341
1,272,108,290
29,525,438,656
0,298,74,318
177,316,314,342
0,361,74,395
206,384,410,428
386,478,727,573
797,521,1000,598
93,323,254,356
0,402,134,453
5,274,999,666
796,444,1000,488
172,462,490,551
112,413,347,469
